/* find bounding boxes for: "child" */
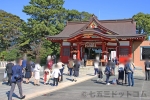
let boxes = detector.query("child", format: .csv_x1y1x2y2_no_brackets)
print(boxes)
97,67,103,82
44,68,51,85
51,65,61,86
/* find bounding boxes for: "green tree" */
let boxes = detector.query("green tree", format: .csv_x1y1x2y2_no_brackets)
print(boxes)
21,0,92,63
133,12,150,38
22,0,66,60
66,10,92,21
0,10,25,50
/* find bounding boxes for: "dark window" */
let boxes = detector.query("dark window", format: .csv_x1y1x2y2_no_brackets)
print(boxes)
63,47,70,56
141,47,150,60
119,48,129,56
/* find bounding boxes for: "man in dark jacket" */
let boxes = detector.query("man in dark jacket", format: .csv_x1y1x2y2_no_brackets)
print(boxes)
5,61,14,85
83,53,87,67
124,62,128,84
144,59,150,81
8,58,25,100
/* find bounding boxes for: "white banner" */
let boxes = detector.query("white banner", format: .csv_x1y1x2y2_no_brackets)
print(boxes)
111,51,116,60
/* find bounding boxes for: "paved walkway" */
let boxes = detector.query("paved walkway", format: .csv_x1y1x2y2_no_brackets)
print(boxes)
32,76,150,100
0,65,145,100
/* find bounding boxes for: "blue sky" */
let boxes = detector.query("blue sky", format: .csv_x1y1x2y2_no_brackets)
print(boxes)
0,0,150,21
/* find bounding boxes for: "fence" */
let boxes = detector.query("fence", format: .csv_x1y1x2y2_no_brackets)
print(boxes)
0,61,15,68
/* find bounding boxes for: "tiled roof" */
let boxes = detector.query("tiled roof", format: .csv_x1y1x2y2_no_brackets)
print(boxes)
47,16,145,39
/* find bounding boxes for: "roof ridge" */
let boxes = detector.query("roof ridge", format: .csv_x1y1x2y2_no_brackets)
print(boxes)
68,21,89,25
99,18,134,23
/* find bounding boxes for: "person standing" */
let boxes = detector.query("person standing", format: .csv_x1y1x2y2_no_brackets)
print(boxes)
68,58,74,76
47,55,51,62
124,61,128,84
97,67,103,82
33,60,41,86
144,59,150,81
8,59,25,100
51,65,61,86
94,60,99,76
104,61,112,85
72,60,80,82
126,58,135,87
5,61,14,86
25,60,32,84
22,57,27,77
47,59,53,72
53,54,56,64
30,61,35,77
73,53,76,60
118,63,124,85
57,59,64,82
110,60,116,76
83,53,87,67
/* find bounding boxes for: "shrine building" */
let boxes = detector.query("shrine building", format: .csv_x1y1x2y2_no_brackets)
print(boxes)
47,15,147,68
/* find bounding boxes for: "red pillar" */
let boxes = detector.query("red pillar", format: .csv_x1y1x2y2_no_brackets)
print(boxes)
77,43,81,60
70,42,73,58
117,42,120,59
102,42,105,58
129,40,132,57
60,42,63,62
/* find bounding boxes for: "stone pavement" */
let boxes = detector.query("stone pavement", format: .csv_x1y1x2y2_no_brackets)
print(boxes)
0,65,145,100
32,76,150,100
0,66,95,100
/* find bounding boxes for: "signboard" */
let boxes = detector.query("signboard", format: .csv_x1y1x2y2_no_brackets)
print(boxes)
85,42,96,47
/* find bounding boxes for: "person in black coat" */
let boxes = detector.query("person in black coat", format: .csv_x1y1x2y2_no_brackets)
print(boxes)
5,61,14,85
124,62,128,84
72,60,80,82
25,60,32,84
144,59,150,81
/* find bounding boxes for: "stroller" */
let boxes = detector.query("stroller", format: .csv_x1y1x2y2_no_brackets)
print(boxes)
44,68,51,85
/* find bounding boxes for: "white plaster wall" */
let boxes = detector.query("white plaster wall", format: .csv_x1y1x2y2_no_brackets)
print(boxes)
62,42,70,46
107,42,117,46
119,41,129,46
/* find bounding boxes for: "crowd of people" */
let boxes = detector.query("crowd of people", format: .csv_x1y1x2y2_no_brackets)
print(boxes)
93,55,136,86
5,54,81,100
4,53,150,100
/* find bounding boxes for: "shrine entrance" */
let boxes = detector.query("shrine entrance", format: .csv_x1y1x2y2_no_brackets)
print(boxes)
84,47,102,59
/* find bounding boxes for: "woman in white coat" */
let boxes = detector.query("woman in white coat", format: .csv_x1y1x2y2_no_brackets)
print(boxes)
34,60,41,86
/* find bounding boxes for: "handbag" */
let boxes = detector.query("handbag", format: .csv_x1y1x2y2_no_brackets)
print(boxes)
4,71,7,79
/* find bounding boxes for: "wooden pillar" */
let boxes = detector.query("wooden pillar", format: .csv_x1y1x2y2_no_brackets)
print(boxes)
129,40,132,57
60,42,63,62
77,43,81,60
70,42,73,58
102,42,105,58
117,42,120,59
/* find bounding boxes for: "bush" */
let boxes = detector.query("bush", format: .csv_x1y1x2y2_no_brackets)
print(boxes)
0,48,20,61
